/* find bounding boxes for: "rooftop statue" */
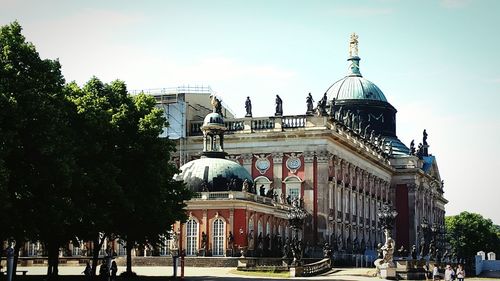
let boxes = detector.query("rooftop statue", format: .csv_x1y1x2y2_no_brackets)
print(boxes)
306,93,314,115
329,98,336,117
209,94,223,115
423,129,428,146
349,32,359,57
410,140,416,155
275,94,283,116
316,93,328,116
245,96,252,117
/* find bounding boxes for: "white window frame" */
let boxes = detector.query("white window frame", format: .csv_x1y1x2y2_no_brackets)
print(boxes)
186,219,199,256
212,218,225,256
283,175,303,200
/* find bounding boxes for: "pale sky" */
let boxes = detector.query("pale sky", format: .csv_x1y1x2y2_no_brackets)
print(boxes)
2,0,500,224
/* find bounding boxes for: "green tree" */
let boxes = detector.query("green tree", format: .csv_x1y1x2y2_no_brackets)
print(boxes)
0,21,76,279
446,212,500,259
65,78,130,275
115,93,191,275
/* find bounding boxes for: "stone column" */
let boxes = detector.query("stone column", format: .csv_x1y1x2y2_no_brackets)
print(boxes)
408,183,417,250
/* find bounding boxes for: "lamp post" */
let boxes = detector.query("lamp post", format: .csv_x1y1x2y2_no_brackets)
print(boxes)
377,204,398,239
286,198,308,266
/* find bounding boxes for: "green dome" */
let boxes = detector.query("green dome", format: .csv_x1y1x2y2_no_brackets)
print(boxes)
175,157,253,192
325,56,387,102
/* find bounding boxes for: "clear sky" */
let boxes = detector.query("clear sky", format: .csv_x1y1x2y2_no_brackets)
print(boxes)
2,0,500,224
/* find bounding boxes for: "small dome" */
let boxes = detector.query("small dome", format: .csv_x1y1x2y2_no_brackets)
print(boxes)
326,76,387,102
175,158,253,192
203,112,224,127
382,136,410,156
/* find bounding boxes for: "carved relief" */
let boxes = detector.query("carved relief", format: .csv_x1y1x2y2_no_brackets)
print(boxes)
285,152,303,173
254,154,271,174
316,150,330,163
240,153,253,165
303,151,315,163
271,152,284,164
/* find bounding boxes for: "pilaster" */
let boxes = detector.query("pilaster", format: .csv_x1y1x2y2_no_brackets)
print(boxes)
272,152,283,193
316,150,330,241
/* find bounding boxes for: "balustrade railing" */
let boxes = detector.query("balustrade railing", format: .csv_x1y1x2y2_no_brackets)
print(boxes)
225,120,244,132
302,258,331,276
190,191,290,208
188,114,310,136
251,118,275,130
281,115,306,128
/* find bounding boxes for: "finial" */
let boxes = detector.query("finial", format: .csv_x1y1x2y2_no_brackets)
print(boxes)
349,33,359,57
347,33,362,76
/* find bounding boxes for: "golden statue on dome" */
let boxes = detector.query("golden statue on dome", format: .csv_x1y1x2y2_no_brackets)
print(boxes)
349,32,359,57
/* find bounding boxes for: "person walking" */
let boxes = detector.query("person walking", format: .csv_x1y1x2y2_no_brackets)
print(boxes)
82,261,92,279
99,260,109,281
444,264,455,281
110,261,118,281
456,264,465,281
433,264,440,280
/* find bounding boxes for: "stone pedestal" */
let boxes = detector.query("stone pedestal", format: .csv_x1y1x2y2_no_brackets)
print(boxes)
379,267,396,279
289,266,303,277
237,258,247,269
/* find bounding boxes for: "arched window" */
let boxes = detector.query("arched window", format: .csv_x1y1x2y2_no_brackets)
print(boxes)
212,218,225,256
278,225,283,238
266,221,271,235
28,241,42,257
117,239,126,256
258,219,263,236
283,176,302,199
186,219,198,256
254,176,273,197
159,232,173,256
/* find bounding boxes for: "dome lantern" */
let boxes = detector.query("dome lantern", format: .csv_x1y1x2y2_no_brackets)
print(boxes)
201,95,227,158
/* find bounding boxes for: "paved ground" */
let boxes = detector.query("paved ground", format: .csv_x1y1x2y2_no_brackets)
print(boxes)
12,266,500,280
13,266,378,280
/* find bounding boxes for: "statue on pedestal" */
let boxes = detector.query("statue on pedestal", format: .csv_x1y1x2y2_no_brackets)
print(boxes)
275,95,283,116
306,93,314,115
245,96,252,117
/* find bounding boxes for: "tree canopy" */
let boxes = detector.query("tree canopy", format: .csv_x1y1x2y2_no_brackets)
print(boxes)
445,212,500,259
0,21,76,276
0,21,191,278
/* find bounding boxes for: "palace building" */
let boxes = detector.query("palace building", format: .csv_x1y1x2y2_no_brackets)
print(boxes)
170,34,447,257
15,34,446,260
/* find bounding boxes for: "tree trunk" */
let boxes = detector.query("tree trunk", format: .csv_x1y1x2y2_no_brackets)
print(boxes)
126,241,133,274
91,235,105,277
12,240,22,281
46,242,60,280
0,241,3,275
